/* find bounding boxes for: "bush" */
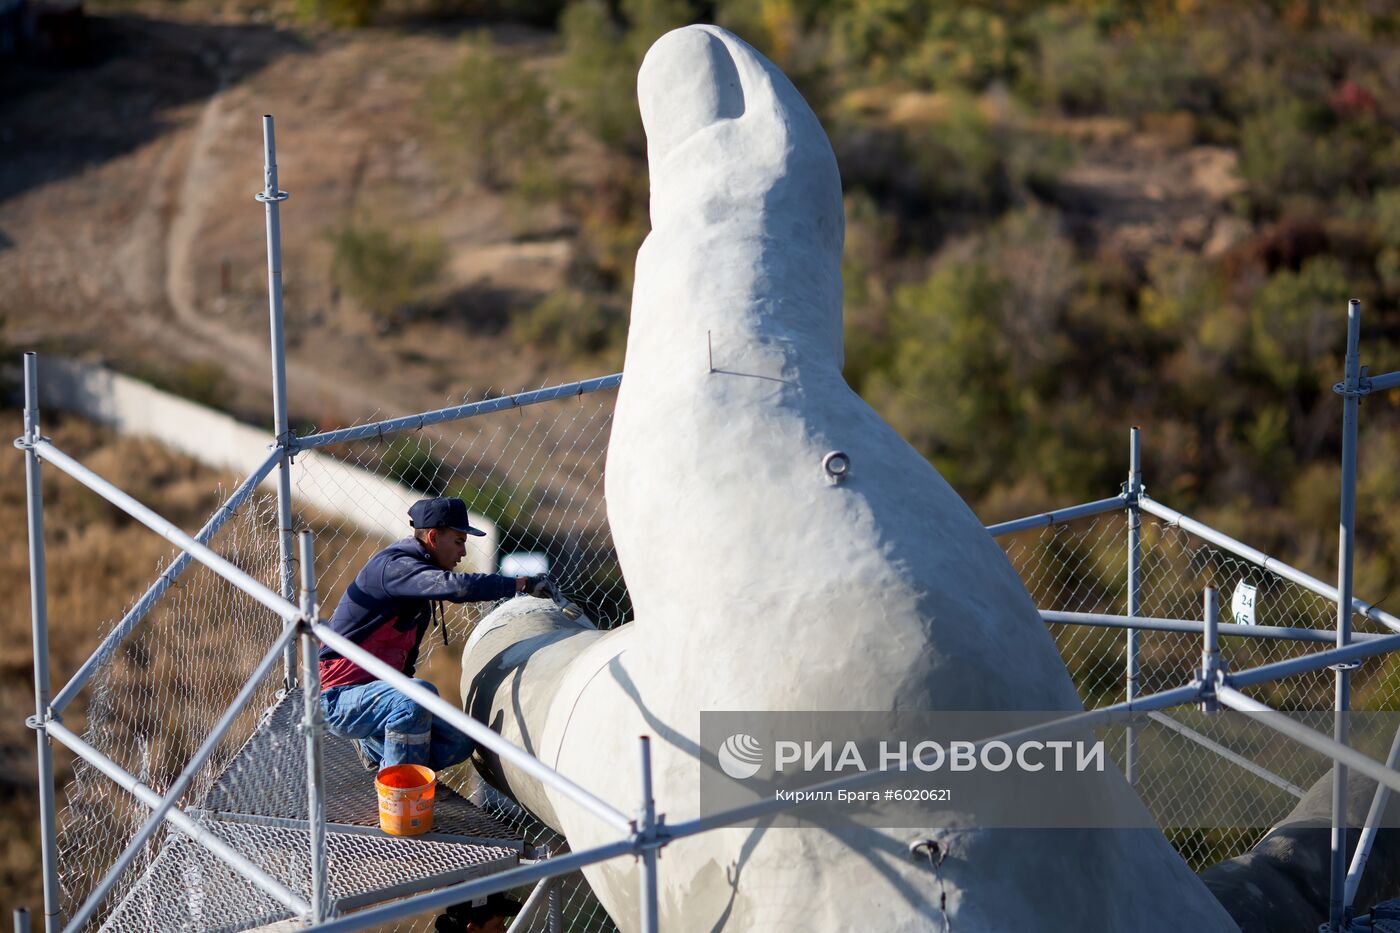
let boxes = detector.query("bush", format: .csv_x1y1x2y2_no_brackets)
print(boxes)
510,288,627,361
557,0,701,155
1374,188,1400,250
1020,10,1108,113
383,438,449,494
557,1,646,155
328,222,446,326
379,440,530,536
1237,101,1334,216
832,94,1073,235
840,191,897,393
135,360,233,411
871,255,1012,493
906,7,1018,91
445,475,529,537
429,32,558,188
1247,255,1352,394
297,0,380,27
714,0,824,82
828,0,928,79
1238,94,1400,219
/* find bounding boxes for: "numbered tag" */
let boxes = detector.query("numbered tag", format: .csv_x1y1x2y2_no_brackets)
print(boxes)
1232,581,1258,626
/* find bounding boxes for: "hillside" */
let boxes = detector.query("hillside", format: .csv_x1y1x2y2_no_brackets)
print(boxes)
3,0,1400,918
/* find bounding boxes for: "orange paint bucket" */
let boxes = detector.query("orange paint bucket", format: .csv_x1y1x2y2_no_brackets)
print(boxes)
375,764,436,836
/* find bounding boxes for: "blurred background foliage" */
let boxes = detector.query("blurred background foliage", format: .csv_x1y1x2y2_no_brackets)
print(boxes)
334,0,1400,599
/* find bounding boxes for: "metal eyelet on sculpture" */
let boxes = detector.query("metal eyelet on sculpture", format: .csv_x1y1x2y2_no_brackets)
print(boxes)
822,451,850,484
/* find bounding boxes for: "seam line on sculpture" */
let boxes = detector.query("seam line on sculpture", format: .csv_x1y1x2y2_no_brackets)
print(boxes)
553,649,626,772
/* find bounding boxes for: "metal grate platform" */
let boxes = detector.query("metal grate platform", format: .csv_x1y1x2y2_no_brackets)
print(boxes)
201,689,522,846
99,689,524,932
99,820,519,932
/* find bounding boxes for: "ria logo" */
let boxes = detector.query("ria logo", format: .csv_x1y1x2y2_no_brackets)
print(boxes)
718,733,764,779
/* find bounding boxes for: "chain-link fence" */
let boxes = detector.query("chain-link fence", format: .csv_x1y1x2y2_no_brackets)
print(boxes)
48,382,628,933
999,511,1400,869
43,373,1400,930
285,382,627,933
54,490,289,925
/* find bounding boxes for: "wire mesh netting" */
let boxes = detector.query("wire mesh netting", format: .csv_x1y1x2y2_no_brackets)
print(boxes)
286,384,628,933
47,373,1400,930
998,511,1400,869
293,384,628,637
55,489,290,925
52,384,628,933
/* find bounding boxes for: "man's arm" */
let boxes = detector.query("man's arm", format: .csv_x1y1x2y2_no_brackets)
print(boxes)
382,555,519,603
380,552,522,603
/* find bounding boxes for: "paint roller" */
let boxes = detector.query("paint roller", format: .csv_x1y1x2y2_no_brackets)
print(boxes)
543,577,584,621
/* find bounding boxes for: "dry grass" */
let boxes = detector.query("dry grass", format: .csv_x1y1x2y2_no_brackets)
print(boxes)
0,409,239,921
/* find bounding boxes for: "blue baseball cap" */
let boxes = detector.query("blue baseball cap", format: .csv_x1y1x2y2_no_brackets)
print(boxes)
408,497,486,536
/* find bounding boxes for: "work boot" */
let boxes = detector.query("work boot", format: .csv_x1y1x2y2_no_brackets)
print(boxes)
353,739,378,772
434,896,513,932
432,909,466,933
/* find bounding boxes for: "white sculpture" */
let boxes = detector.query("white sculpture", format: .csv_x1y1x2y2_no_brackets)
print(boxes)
463,25,1240,931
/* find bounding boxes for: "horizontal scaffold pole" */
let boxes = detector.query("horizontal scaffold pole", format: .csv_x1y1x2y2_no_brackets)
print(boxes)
1218,687,1400,797
1042,610,1389,644
31,440,300,624
985,495,1128,537
665,683,1207,839
1227,630,1400,688
295,374,623,450
1145,711,1305,798
1140,495,1400,635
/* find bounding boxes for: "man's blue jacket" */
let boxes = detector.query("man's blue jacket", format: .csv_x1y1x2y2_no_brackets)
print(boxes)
318,537,517,678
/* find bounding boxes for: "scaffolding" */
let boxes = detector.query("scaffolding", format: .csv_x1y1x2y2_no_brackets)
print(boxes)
17,115,1400,933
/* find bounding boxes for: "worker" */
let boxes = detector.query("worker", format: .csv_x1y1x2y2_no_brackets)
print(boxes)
318,495,551,771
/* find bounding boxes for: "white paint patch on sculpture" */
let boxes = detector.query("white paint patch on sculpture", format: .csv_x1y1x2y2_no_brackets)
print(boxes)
462,25,1240,932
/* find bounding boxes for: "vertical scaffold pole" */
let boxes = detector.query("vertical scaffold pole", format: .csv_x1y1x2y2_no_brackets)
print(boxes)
13,907,30,933
257,114,298,690
1126,426,1142,784
547,879,562,933
1331,298,1363,932
22,353,62,929
299,531,328,922
1200,588,1220,713
637,736,659,933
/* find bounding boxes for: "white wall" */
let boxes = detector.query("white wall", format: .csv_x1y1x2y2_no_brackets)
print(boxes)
36,357,499,572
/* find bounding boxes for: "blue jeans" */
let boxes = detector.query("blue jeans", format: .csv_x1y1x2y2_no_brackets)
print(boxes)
320,679,475,771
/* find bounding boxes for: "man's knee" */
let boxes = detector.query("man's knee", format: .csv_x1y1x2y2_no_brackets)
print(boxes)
402,681,439,729
385,691,433,732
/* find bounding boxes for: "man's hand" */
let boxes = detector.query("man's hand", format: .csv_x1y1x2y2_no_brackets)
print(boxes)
525,574,554,599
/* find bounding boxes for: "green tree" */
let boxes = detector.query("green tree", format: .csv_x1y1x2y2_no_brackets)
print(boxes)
328,222,447,327
297,0,379,28
871,257,1015,494
558,1,645,155
557,0,700,155
1247,256,1351,394
430,32,558,188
